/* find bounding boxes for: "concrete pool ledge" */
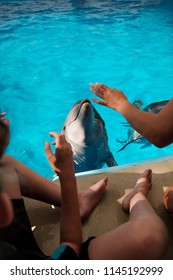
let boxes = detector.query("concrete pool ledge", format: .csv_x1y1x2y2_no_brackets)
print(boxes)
25,154,173,259
53,154,173,179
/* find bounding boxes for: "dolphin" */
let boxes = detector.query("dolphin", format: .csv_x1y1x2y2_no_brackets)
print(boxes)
143,100,169,113
117,100,169,152
62,99,117,173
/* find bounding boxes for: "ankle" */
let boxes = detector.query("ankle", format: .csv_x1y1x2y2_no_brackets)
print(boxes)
130,192,146,212
136,187,148,197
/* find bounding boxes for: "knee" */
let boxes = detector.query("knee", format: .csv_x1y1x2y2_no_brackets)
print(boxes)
133,218,169,259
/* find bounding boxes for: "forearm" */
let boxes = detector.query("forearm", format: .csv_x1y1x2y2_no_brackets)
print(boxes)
91,83,173,147
25,182,62,207
59,173,82,255
44,134,82,255
5,155,62,206
116,101,168,147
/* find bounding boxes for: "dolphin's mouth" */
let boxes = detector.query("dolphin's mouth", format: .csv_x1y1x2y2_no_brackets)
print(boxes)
68,99,91,126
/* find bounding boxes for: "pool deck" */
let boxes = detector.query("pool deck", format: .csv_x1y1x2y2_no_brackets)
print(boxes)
25,154,173,259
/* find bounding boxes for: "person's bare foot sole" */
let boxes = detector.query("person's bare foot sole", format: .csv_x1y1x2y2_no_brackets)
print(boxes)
78,177,108,222
122,169,152,213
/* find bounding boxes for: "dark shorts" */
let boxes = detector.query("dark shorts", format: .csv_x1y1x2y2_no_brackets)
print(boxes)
0,199,95,260
79,236,95,260
0,199,47,259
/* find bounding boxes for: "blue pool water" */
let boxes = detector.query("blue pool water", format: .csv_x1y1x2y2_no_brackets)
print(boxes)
0,0,173,178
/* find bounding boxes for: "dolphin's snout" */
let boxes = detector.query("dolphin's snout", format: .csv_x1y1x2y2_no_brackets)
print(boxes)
80,98,91,108
81,98,91,104
79,99,93,117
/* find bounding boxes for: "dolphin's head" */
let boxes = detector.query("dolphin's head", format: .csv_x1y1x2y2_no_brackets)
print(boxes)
61,99,117,173
62,99,105,146
144,100,169,114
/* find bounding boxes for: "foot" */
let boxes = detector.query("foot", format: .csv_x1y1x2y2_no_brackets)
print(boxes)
122,169,152,213
78,177,108,221
163,187,173,220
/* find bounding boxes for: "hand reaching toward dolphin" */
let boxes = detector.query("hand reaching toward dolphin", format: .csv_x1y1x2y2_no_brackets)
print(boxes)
44,132,82,256
90,82,173,148
0,112,6,118
90,82,128,112
44,132,74,176
0,112,9,126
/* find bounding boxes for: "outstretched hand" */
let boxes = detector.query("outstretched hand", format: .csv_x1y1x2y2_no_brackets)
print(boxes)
90,82,128,111
0,112,6,119
44,133,74,176
0,112,9,126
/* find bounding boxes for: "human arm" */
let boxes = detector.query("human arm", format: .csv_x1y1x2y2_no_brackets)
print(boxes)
44,133,82,256
1,154,62,206
90,83,173,148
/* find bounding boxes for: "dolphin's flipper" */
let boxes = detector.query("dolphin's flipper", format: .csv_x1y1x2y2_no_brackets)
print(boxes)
116,140,134,152
105,151,118,167
116,137,143,152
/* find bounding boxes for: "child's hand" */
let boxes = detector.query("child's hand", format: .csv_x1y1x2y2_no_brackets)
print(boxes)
0,112,6,119
44,133,74,176
0,112,9,126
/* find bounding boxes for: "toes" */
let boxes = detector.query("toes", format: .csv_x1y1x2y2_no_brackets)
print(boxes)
137,169,152,185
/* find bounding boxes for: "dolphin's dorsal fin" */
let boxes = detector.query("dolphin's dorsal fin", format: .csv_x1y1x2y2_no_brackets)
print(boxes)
105,151,118,167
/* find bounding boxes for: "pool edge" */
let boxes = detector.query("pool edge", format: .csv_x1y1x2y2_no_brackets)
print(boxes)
53,154,173,181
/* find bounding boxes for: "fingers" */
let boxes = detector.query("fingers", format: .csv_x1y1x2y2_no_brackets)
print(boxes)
0,112,7,124
90,86,102,98
48,133,72,153
90,82,108,90
0,112,6,118
44,141,54,161
90,83,110,107
49,132,66,146
90,82,108,91
49,132,65,140
90,83,106,97
90,83,108,106
49,132,61,138
92,98,106,106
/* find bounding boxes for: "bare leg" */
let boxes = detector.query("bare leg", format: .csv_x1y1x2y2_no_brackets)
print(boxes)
78,177,108,221
122,169,152,213
2,164,108,222
163,187,173,220
88,169,168,260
